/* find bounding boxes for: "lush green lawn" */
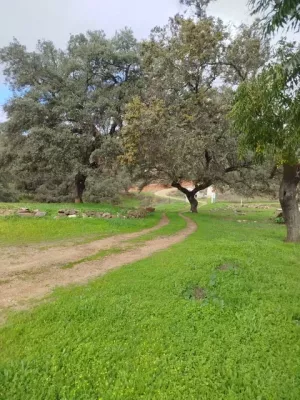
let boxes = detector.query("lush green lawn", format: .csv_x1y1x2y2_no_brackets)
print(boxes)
1,204,300,399
0,201,160,246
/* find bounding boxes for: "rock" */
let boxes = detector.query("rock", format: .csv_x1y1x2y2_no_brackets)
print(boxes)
17,212,34,217
127,208,148,219
146,207,155,213
57,209,79,216
68,215,77,218
17,207,34,216
102,213,112,219
18,207,30,213
35,211,47,217
65,209,77,216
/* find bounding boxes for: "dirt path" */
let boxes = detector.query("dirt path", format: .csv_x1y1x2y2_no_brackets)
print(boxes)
0,215,197,310
0,214,169,279
155,188,186,202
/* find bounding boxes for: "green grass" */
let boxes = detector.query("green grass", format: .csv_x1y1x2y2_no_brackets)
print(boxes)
155,201,190,213
1,204,300,399
0,201,161,246
130,212,187,243
61,247,125,269
61,213,186,269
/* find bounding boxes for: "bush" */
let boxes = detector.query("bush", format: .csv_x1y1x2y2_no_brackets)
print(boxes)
84,171,132,204
34,181,73,203
0,182,19,202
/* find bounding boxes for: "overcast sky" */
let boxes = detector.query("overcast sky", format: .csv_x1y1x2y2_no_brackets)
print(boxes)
0,0,253,121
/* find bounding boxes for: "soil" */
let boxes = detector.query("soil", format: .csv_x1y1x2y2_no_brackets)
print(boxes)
217,264,238,271
0,214,169,280
217,264,231,271
0,215,197,311
194,287,206,300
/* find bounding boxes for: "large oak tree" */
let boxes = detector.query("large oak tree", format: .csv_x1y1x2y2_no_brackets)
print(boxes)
121,15,272,212
0,29,140,202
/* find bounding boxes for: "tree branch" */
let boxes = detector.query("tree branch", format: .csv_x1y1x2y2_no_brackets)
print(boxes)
225,161,252,173
171,181,191,196
172,179,212,197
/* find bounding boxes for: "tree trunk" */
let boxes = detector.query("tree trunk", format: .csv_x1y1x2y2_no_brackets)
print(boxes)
279,164,300,242
75,173,86,203
187,194,199,213
171,180,212,213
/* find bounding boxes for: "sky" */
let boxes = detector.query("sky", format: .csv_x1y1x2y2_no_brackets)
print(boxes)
0,0,254,122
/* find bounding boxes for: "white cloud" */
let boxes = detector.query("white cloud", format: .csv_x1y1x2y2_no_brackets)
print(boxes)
1,0,297,85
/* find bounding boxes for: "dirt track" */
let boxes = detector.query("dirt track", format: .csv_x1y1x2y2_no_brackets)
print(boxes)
0,214,169,279
0,214,197,310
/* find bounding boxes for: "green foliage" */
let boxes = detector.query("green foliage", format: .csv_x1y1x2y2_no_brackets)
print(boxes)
249,0,300,33
224,20,270,84
0,181,18,202
230,60,300,165
0,29,141,201
84,170,132,204
122,18,274,196
1,206,300,398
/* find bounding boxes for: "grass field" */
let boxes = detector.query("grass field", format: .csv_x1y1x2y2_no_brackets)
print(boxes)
0,199,161,246
61,213,187,269
1,202,300,399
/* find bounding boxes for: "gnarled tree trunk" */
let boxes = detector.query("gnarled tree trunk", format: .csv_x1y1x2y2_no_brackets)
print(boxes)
279,164,300,242
172,180,212,213
75,173,86,203
187,193,199,213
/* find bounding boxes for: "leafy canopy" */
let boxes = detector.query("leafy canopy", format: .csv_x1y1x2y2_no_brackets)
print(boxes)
249,0,300,33
230,58,300,165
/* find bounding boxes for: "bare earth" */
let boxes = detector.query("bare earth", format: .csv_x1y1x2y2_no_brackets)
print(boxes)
0,215,197,310
0,214,169,279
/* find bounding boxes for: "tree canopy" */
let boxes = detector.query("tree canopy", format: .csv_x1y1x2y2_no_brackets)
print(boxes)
0,29,140,201
249,0,300,33
0,2,285,219
119,17,274,211
230,39,300,241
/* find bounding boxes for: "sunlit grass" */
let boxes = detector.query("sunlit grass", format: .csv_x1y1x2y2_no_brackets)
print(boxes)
0,200,161,246
1,203,299,399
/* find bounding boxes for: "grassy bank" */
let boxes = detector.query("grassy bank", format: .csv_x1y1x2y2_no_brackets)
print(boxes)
0,201,160,246
1,204,300,399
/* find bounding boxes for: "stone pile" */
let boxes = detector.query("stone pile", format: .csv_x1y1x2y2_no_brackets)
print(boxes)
17,208,47,217
83,211,114,219
57,209,79,218
127,208,149,219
